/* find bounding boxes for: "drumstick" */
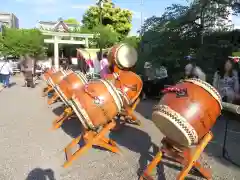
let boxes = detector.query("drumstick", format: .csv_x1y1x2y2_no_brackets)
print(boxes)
222,102,240,114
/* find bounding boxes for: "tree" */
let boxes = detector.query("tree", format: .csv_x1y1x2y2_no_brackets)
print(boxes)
137,0,234,81
0,27,45,57
82,1,132,38
64,18,80,24
91,24,119,48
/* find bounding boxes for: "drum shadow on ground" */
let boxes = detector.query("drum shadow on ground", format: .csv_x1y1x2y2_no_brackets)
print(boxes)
135,99,158,120
52,105,65,117
108,125,166,179
60,117,83,139
25,168,56,180
204,112,240,169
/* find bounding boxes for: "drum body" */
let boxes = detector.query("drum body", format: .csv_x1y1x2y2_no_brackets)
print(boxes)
55,72,88,105
152,78,222,147
105,71,143,105
108,43,138,71
70,79,123,130
43,68,56,82
48,70,67,87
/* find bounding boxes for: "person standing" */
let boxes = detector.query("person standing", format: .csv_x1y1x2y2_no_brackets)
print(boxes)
21,55,35,88
0,59,13,88
213,59,239,103
99,53,110,79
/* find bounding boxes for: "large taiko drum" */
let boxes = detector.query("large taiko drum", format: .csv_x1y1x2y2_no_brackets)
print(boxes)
70,79,123,130
48,70,68,88
105,71,143,105
152,78,222,147
54,72,88,105
108,43,138,72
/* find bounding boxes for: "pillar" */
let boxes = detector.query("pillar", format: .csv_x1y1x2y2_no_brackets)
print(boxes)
54,36,59,70
85,38,89,48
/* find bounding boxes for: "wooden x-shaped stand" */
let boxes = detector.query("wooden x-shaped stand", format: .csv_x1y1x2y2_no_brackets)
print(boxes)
112,98,141,131
47,91,60,105
63,120,120,168
52,106,74,130
42,85,53,97
140,132,213,180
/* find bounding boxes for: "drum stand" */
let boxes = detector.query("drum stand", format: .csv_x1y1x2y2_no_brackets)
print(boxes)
51,106,74,129
63,120,120,168
42,85,53,97
113,98,141,131
47,92,59,105
140,132,213,180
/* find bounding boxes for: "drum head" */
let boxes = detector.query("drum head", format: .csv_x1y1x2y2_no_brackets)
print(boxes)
117,44,138,68
152,111,191,147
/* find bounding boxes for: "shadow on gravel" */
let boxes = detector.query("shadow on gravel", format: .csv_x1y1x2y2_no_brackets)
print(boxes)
52,105,65,117
135,99,158,120
109,125,166,179
9,82,17,87
26,168,56,180
60,117,83,139
204,112,240,169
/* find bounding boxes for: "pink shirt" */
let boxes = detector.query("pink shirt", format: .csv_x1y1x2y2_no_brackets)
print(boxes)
86,59,94,68
100,58,109,78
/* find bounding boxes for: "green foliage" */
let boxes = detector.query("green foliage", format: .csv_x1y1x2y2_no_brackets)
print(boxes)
232,52,240,56
138,0,236,80
91,25,119,48
121,36,140,49
0,27,45,57
82,1,132,38
64,18,80,24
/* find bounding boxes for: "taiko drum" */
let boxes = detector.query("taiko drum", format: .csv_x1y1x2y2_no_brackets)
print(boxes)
54,72,88,106
43,67,56,82
48,70,68,88
108,43,138,72
70,79,123,130
105,70,143,105
152,78,222,147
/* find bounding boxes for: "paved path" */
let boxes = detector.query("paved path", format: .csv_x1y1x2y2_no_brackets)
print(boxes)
0,76,240,180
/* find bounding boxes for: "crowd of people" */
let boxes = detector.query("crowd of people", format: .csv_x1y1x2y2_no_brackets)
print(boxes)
142,57,240,104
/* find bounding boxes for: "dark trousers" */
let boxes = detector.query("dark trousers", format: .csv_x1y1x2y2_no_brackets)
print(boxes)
24,71,34,88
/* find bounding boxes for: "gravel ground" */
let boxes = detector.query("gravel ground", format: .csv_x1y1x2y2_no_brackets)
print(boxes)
0,76,240,180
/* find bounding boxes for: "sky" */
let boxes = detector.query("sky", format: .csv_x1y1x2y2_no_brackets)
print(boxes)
2,0,240,34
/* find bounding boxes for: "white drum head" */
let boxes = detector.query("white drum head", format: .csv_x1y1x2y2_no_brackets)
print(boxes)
152,105,198,147
117,44,138,68
152,111,191,147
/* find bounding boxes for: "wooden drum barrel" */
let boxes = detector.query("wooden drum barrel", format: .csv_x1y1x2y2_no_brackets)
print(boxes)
43,67,56,82
70,79,123,130
152,78,222,147
48,70,68,88
105,71,143,105
54,72,88,105
108,43,138,72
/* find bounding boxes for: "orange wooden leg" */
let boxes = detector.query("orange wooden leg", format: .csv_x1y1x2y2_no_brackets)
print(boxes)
51,107,73,130
63,121,119,168
42,85,52,97
140,151,163,180
176,132,213,180
47,92,59,105
124,98,141,125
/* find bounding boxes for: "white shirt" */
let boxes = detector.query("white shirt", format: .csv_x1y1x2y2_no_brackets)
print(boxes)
0,62,13,75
